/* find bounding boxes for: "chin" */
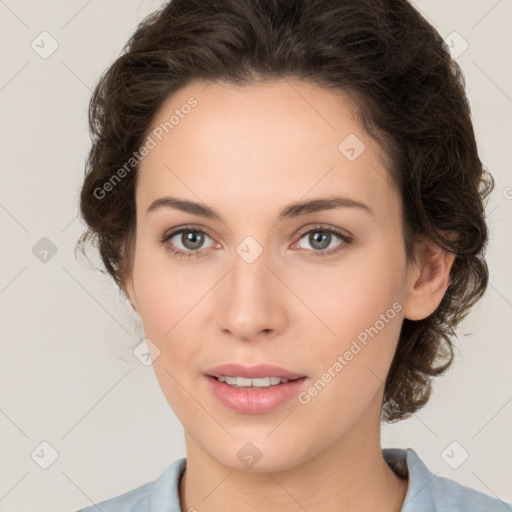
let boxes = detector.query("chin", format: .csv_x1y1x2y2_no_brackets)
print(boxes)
197,431,313,473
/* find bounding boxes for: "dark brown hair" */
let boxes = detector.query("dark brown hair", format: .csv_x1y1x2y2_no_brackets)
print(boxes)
76,0,494,421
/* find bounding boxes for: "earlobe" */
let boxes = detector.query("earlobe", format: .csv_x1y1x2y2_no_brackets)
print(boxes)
403,240,456,321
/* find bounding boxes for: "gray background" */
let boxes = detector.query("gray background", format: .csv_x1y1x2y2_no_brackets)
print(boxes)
0,0,510,510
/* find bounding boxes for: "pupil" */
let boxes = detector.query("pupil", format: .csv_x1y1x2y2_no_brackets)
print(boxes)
183,231,203,250
311,231,330,250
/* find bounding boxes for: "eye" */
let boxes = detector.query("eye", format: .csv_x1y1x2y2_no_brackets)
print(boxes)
159,226,215,260
159,224,352,260
294,225,352,257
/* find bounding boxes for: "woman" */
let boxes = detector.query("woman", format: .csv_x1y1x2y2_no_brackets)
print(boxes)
75,0,509,510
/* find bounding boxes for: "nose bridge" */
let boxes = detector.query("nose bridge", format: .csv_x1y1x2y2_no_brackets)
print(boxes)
230,235,274,303
216,235,284,339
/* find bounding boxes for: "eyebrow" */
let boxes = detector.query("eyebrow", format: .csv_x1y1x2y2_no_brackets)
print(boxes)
146,195,373,222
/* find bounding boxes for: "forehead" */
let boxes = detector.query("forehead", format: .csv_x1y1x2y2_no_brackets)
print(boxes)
136,79,398,221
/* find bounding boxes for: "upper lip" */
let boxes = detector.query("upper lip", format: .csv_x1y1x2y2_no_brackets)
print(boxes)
206,363,305,380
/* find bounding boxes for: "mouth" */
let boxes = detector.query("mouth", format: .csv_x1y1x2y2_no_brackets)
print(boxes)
204,363,307,414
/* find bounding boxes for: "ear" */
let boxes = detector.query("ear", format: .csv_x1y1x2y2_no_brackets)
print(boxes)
403,234,457,321
119,253,139,315
123,272,139,315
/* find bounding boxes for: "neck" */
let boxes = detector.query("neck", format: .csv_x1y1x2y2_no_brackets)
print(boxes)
178,412,408,512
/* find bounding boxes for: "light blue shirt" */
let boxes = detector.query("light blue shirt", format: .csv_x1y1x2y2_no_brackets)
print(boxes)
75,448,511,511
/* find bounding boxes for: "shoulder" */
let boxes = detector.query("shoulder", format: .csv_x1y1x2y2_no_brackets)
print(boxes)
74,457,186,512
384,448,511,512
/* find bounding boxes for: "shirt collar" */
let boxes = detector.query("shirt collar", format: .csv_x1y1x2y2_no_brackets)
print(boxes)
384,447,436,511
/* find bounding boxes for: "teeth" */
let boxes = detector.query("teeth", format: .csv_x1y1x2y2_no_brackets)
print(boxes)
217,376,290,387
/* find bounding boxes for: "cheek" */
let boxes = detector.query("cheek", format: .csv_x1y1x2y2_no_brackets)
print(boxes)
295,285,404,438
310,247,405,341
132,247,211,379
132,246,201,335
134,279,172,338
303,242,406,392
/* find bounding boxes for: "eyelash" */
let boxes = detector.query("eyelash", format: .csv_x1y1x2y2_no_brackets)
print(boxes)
158,224,352,260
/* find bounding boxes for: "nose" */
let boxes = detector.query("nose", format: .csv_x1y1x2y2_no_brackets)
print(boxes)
215,244,287,343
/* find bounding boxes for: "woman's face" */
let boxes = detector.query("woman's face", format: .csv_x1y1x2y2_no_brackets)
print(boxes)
124,79,419,471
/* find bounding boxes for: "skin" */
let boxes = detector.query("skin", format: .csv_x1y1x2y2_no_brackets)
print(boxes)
122,78,455,512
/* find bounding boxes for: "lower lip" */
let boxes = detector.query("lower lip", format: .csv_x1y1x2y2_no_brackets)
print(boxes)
206,376,307,414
